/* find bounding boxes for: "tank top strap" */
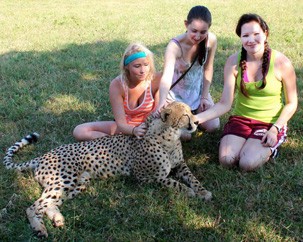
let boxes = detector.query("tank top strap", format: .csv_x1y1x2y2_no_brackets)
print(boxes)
120,76,129,105
146,80,153,100
171,38,184,57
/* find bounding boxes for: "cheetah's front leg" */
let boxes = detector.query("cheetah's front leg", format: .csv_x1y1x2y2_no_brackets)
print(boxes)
156,177,196,197
175,162,212,201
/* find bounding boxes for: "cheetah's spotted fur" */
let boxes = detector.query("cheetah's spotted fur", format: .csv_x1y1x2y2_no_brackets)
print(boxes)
3,101,212,238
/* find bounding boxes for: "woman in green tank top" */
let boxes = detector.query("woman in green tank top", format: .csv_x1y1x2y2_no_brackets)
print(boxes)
195,13,298,171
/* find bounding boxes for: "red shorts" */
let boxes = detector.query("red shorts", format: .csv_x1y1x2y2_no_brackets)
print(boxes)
222,116,287,156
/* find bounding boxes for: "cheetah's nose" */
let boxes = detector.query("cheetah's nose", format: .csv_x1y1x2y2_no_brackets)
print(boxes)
194,121,199,126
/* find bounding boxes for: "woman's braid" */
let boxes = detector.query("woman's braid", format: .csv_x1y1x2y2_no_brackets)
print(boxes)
239,42,271,96
240,46,248,97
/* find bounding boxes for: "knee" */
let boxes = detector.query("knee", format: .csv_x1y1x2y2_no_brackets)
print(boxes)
205,125,219,133
239,159,257,172
72,125,85,141
219,155,238,168
180,132,192,141
199,119,220,133
239,157,266,172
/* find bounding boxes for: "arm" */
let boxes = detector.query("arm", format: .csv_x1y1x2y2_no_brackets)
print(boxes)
109,77,135,135
273,52,298,126
266,52,298,140
156,41,180,111
200,32,217,110
152,72,162,109
201,32,217,98
196,53,238,124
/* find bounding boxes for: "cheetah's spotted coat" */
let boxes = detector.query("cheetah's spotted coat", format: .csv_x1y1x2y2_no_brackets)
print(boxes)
3,101,212,238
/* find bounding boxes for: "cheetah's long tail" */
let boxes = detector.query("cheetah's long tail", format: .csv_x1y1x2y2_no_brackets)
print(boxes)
3,133,40,171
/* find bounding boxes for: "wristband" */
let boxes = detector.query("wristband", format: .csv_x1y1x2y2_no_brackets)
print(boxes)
272,124,282,133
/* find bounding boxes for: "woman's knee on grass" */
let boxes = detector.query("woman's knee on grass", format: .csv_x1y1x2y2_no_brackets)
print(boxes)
219,155,238,168
73,122,110,141
239,139,271,171
198,118,220,133
219,135,244,168
73,124,87,141
238,154,269,171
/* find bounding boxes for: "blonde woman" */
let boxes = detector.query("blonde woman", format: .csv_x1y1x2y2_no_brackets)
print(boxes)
73,43,161,141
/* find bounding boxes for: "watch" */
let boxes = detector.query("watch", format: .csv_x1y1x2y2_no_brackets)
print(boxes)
272,124,282,133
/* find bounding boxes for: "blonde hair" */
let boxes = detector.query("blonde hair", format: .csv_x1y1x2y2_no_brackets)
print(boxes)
120,43,155,85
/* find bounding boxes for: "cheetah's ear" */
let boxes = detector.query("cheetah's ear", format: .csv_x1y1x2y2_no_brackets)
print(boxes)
160,108,172,122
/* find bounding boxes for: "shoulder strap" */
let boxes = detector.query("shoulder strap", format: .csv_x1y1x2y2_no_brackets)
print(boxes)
170,54,198,90
171,38,184,57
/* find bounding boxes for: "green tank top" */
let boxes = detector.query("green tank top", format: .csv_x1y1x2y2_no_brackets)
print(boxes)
233,49,284,123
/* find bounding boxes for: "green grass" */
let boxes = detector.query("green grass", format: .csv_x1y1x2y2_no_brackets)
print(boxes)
0,0,302,241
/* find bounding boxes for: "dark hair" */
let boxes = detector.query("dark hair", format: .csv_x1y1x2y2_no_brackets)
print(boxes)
236,13,271,97
236,13,269,37
187,6,212,65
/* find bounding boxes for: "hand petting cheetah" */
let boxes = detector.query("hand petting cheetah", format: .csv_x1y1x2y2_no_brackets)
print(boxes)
3,101,212,238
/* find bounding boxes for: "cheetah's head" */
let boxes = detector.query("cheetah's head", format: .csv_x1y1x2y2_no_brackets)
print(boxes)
160,102,199,133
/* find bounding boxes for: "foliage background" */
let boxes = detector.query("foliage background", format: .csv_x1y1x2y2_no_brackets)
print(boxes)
0,0,302,241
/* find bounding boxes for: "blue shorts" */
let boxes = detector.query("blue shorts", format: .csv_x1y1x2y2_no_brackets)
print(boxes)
222,116,287,158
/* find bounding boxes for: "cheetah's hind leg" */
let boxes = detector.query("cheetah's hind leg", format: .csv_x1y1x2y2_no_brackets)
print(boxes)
26,188,65,238
26,199,49,238
45,204,65,228
67,171,92,199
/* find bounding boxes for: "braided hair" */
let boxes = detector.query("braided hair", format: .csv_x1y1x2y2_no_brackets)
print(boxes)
236,13,271,97
187,5,212,65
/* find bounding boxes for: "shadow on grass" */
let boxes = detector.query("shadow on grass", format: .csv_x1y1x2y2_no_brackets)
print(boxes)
0,37,302,241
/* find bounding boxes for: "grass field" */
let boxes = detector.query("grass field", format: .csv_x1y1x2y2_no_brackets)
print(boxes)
0,0,302,241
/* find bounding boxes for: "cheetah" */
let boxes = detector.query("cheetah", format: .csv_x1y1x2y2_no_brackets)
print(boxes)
3,101,212,238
